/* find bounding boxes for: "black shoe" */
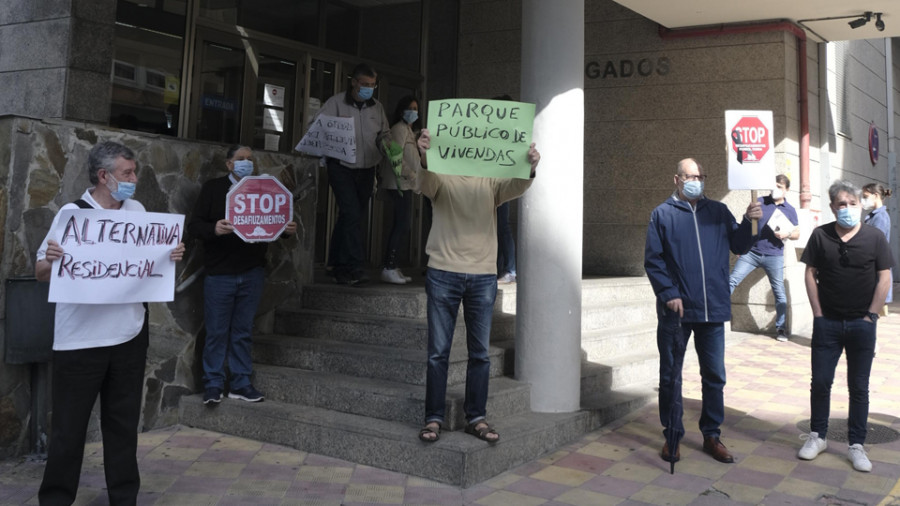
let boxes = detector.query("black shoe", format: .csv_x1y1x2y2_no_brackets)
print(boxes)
351,270,370,286
203,387,223,405
776,328,788,342
228,385,265,402
334,271,352,285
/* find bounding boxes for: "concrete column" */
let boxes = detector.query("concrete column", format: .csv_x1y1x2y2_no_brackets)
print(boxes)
516,0,584,412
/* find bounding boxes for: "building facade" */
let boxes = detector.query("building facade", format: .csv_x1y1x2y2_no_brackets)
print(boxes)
0,0,898,458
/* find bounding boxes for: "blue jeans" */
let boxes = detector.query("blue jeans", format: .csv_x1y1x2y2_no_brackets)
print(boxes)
327,159,375,274
496,202,516,276
729,250,787,330
425,268,497,425
202,267,266,391
657,306,726,440
809,316,876,445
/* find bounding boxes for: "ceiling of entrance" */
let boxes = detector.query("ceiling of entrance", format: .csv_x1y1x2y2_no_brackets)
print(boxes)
612,0,900,42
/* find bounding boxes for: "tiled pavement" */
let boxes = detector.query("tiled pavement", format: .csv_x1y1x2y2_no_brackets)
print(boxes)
3,306,900,505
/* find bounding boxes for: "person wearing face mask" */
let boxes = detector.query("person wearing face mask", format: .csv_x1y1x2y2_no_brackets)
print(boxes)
378,95,422,284
862,183,892,309
188,145,297,405
34,141,186,504
797,180,893,473
728,175,800,341
644,158,762,467
317,62,391,285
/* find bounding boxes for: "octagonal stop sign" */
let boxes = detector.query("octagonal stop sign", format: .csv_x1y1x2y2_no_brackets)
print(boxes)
730,116,770,164
226,175,293,242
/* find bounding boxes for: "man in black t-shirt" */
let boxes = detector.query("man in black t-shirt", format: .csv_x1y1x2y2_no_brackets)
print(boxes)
797,180,893,473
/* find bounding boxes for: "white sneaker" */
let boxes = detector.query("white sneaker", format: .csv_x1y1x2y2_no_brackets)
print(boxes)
848,444,872,472
381,268,408,285
498,272,516,284
798,432,827,460
396,269,412,283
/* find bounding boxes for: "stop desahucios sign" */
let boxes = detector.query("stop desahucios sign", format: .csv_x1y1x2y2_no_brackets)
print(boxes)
730,116,770,164
226,175,293,242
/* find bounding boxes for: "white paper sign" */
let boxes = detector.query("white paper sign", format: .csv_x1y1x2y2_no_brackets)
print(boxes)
265,133,280,151
294,114,356,163
47,209,184,304
725,110,776,190
264,83,285,108
263,107,284,132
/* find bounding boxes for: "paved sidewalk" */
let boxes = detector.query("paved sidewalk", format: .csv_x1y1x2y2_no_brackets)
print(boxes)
2,308,900,505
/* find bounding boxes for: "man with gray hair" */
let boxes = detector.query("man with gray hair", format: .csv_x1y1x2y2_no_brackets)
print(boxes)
797,180,893,472
35,141,185,503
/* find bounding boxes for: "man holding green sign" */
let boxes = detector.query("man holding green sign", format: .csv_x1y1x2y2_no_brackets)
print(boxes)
415,98,540,444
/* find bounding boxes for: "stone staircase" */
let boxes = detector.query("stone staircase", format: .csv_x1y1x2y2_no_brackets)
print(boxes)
180,276,659,487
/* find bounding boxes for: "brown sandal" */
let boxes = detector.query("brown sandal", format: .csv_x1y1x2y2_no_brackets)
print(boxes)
465,421,499,443
419,423,441,443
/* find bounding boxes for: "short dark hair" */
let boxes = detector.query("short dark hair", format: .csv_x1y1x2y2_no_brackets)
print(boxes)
88,141,135,184
392,95,418,126
775,174,790,189
226,144,250,161
351,63,376,80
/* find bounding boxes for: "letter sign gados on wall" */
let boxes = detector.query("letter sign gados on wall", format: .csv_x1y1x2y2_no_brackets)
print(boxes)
226,175,293,242
725,110,776,191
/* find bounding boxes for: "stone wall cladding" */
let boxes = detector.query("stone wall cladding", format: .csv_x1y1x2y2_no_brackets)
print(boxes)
0,116,317,457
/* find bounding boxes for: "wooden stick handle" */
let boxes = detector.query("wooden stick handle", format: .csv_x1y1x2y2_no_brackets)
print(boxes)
750,190,758,235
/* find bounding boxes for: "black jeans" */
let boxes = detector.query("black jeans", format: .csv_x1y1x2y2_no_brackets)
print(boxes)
384,190,412,268
326,159,375,274
39,319,149,506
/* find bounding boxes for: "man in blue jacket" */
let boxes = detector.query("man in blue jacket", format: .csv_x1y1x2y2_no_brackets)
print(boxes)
644,158,762,465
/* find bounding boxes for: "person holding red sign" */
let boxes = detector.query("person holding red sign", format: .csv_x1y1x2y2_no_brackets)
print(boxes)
188,145,297,405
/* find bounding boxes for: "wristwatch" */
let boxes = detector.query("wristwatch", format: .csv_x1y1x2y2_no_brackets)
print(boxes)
867,312,880,323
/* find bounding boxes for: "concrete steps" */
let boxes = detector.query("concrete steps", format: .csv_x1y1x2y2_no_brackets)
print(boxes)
180,275,666,487
251,334,506,386
180,395,591,488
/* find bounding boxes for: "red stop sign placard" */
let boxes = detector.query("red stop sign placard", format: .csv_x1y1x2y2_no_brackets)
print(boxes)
730,116,770,164
226,175,293,242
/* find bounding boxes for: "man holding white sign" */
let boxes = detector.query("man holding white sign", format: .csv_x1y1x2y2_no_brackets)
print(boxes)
35,141,185,505
314,62,390,285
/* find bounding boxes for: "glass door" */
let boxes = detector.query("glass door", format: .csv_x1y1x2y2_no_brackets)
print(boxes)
310,58,338,266
192,36,245,144
252,54,300,153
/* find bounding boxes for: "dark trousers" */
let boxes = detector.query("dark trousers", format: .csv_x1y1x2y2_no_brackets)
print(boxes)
327,159,375,274
384,190,412,268
39,321,149,506
809,316,876,445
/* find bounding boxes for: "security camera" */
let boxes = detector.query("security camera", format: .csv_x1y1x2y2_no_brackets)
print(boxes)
875,13,885,31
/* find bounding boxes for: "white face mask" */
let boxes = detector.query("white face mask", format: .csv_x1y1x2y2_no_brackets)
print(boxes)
771,189,784,201
861,197,874,210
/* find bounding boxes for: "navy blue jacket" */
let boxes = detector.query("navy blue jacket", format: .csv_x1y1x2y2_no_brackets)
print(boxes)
644,195,755,323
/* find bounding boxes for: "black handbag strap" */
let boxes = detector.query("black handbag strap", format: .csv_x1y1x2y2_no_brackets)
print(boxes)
73,199,92,209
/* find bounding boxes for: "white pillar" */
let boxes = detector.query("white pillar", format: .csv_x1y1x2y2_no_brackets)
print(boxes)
517,0,584,412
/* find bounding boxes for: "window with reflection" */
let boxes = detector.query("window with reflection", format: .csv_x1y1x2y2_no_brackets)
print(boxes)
110,0,186,136
200,0,319,45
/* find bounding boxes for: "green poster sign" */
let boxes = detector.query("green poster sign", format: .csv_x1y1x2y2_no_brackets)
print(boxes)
426,99,535,179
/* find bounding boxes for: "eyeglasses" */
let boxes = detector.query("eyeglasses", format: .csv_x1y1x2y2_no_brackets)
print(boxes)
839,242,850,267
679,174,707,182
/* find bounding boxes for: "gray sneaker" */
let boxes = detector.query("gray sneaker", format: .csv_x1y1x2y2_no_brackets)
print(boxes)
848,444,872,472
776,328,788,342
798,431,827,460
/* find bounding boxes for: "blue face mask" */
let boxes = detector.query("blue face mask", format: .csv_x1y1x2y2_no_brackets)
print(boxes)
681,180,704,200
357,86,374,101
107,173,136,201
232,159,253,179
403,109,418,124
836,207,861,228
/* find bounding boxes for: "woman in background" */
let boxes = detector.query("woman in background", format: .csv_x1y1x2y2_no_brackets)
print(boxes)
379,96,422,284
